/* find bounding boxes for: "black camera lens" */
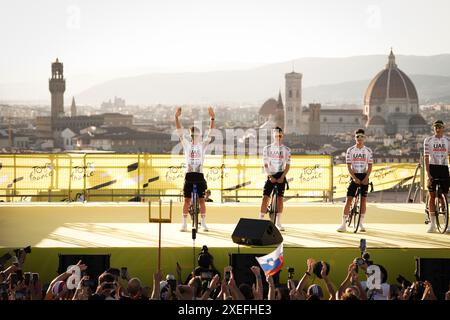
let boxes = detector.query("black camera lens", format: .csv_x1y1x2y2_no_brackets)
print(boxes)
24,273,31,286
313,261,330,279
168,279,177,290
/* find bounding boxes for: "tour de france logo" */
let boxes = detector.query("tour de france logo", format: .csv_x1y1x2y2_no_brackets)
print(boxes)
71,162,95,181
166,163,185,182
29,163,54,181
298,164,322,183
373,166,394,179
205,166,228,182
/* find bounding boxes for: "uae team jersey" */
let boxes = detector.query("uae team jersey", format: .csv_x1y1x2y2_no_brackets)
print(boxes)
177,129,211,173
424,135,450,166
263,144,291,175
346,145,373,174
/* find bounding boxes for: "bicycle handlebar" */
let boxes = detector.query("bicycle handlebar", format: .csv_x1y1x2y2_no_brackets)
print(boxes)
430,178,450,181
354,182,374,193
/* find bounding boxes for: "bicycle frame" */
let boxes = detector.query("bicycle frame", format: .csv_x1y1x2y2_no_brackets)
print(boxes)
425,178,449,233
190,184,200,232
347,185,363,233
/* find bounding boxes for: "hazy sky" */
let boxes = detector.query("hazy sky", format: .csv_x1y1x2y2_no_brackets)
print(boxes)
1,0,450,86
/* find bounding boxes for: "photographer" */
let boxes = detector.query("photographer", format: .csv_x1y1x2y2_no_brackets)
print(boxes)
291,258,336,300
360,264,389,300
201,274,220,300
45,260,87,300
73,275,92,300
186,246,220,285
89,272,119,300
337,262,367,300
159,274,178,300
188,276,203,300
403,280,437,300
127,277,146,300
351,252,389,300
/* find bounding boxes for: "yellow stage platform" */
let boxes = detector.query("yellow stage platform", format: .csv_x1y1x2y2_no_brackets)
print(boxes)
1,202,449,288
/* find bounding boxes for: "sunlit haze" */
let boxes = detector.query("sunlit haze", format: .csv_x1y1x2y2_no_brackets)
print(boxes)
1,0,450,88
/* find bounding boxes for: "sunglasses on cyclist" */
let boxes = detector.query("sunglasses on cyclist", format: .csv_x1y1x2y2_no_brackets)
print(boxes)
433,125,444,129
355,134,365,139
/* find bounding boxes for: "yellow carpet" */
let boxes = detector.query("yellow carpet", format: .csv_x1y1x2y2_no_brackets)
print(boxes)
0,202,448,249
1,202,449,287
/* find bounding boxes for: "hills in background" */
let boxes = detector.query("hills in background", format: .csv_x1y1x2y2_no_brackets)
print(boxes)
75,54,450,105
2,54,450,105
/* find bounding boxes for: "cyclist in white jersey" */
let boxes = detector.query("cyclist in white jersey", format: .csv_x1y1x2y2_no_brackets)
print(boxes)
423,120,450,233
175,106,215,232
259,127,291,231
337,129,373,232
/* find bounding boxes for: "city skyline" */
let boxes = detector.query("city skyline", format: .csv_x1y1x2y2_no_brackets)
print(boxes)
3,52,450,105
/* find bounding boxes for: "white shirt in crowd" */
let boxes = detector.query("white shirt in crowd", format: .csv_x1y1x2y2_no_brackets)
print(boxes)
360,281,390,300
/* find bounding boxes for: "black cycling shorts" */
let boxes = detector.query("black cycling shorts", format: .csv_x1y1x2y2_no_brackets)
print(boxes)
428,165,449,194
347,173,369,197
263,172,287,197
183,172,207,198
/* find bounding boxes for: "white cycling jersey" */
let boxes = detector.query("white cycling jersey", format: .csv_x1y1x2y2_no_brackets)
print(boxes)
346,145,373,174
263,143,291,175
424,135,450,166
177,129,211,173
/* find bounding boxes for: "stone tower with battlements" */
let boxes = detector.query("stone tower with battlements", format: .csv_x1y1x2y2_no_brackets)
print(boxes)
49,58,66,130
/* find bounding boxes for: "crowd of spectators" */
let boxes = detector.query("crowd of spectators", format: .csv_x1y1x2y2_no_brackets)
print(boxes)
1,245,449,301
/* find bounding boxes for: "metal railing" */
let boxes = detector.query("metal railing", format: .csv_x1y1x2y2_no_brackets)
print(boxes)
0,153,333,203
0,153,432,203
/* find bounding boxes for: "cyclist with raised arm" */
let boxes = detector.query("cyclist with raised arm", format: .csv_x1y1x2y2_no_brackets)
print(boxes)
423,120,450,233
259,127,291,231
337,129,373,233
175,106,215,232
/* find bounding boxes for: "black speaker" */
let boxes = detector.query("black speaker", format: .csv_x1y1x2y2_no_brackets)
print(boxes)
231,218,283,246
415,257,450,300
58,254,111,288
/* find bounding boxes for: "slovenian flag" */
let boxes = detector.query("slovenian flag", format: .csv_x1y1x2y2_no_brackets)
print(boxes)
255,243,284,276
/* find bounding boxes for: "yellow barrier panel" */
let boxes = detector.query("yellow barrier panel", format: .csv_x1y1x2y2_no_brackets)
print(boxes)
0,154,333,202
333,163,419,199
0,154,421,202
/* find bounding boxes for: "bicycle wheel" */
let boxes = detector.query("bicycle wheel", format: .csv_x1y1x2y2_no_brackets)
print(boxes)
435,191,449,233
270,190,278,224
189,203,194,223
347,206,355,228
196,193,201,230
424,193,431,225
354,191,362,233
